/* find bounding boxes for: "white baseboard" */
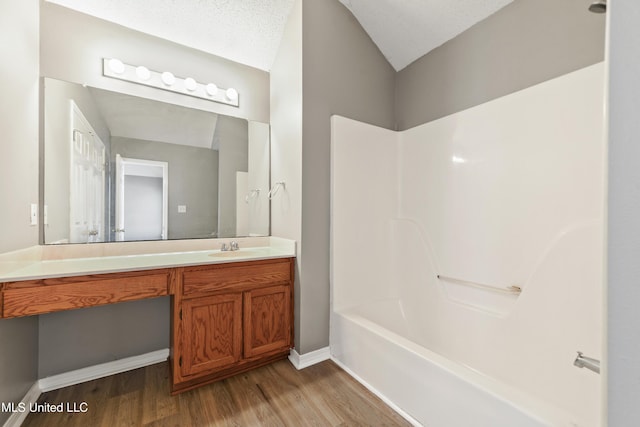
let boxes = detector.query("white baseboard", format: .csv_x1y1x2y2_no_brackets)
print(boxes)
330,356,421,427
2,382,42,427
288,347,331,370
38,348,169,392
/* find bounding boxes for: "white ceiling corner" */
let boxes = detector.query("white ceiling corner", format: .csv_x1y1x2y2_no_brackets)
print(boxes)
45,0,295,71
46,0,514,73
339,0,515,71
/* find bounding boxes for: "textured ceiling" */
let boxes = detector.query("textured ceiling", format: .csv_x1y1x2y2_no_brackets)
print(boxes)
46,0,295,71
47,0,514,73
339,0,515,71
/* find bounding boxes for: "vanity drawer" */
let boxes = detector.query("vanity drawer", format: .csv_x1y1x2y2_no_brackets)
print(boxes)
1,270,170,318
182,258,293,298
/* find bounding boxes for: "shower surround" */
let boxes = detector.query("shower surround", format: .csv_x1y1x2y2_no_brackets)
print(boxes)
330,63,605,426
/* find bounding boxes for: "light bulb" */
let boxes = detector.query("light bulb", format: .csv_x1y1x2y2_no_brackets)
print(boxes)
135,66,151,81
206,83,218,96
184,77,197,91
226,87,238,101
108,58,125,74
161,71,175,86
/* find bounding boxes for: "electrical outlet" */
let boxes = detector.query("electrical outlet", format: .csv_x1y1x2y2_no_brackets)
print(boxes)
30,203,38,226
178,205,187,213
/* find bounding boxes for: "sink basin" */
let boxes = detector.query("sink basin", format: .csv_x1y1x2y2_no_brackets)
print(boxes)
208,250,261,258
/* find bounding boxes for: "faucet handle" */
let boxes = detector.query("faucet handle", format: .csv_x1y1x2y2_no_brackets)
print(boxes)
220,243,228,251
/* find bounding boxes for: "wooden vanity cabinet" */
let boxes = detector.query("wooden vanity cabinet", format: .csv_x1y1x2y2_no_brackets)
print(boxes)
170,257,294,394
0,269,171,318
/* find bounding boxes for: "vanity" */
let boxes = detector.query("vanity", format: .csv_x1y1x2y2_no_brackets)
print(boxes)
0,238,295,394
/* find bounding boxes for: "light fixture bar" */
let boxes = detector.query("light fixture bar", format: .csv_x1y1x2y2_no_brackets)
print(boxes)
102,58,239,108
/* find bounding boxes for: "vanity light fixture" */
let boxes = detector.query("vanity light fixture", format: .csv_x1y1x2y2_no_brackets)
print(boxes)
161,71,176,86
102,58,240,107
184,77,197,91
108,58,125,74
206,83,218,96
226,87,239,101
135,66,151,81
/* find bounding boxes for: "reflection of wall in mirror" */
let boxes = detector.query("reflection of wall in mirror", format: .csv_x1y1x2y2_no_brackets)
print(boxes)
248,121,270,236
111,137,219,240
44,78,111,244
216,116,249,238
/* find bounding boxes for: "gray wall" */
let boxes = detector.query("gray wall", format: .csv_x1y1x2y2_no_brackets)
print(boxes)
216,116,249,238
0,0,39,422
38,298,169,377
111,137,219,240
0,3,40,252
299,0,396,353
395,0,606,130
607,1,640,425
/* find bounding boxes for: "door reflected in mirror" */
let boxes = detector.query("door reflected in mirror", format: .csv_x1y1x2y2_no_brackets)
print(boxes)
43,77,270,244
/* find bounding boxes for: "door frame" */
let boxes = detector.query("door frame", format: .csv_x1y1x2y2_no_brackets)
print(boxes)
115,154,169,241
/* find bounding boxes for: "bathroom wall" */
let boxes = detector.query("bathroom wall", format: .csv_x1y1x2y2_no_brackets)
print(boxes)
607,1,640,425
0,1,40,254
0,0,40,423
395,0,606,130
38,298,170,378
297,0,396,354
332,62,606,425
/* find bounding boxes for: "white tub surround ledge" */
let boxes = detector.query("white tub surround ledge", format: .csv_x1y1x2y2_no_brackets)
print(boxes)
0,237,296,282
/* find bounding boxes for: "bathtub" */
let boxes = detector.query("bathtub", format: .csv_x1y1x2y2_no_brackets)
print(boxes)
329,64,605,427
330,300,577,427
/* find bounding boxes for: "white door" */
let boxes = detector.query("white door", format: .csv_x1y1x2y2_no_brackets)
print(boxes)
70,101,106,243
115,155,168,241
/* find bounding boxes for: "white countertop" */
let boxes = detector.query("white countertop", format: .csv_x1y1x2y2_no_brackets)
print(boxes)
0,237,296,282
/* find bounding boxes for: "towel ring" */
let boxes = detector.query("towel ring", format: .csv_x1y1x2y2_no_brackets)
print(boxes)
268,181,286,200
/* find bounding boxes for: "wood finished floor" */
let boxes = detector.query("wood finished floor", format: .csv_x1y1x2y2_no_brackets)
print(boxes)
23,360,411,426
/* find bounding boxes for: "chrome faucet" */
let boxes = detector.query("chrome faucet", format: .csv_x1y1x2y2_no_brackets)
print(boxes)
220,241,239,252
573,351,600,374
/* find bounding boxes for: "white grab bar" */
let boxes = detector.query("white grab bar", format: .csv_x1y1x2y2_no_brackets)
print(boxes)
436,275,522,295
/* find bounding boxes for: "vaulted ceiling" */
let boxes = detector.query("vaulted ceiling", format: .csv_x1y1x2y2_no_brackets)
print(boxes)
46,0,514,72
338,0,515,70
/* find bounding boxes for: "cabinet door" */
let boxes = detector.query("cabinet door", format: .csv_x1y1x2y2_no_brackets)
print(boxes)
244,285,291,358
181,293,242,377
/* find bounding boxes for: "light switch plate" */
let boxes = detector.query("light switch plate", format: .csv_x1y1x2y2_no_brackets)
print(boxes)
30,203,38,225
178,205,187,213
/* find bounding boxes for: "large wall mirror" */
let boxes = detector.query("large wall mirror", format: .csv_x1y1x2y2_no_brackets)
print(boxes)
43,77,270,244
